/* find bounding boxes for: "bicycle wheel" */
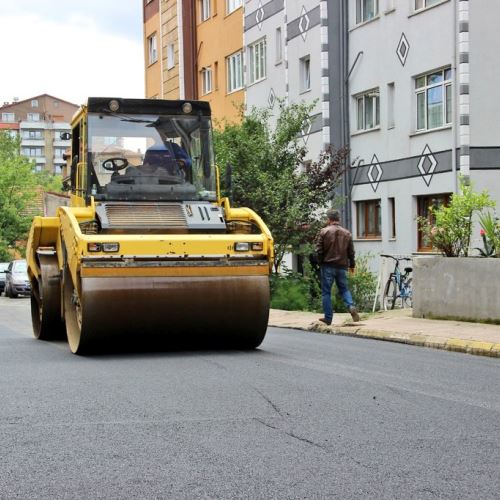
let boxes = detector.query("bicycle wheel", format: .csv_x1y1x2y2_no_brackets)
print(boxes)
383,279,398,310
402,278,413,308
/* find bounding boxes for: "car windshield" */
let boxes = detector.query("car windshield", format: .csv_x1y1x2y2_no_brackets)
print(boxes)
87,113,217,202
13,261,27,273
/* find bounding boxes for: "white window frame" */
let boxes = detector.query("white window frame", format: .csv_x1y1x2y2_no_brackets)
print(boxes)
201,66,213,95
415,67,452,131
355,89,380,131
414,0,443,11
248,38,267,85
227,51,243,94
148,34,158,64
226,0,242,14
27,113,40,122
2,112,15,122
167,43,175,69
356,0,379,24
299,55,311,93
275,27,282,64
200,0,210,21
31,99,38,108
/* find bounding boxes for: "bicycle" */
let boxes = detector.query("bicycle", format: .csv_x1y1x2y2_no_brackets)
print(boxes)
381,255,413,310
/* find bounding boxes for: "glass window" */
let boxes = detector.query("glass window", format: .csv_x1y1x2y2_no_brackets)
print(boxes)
300,56,311,92
356,0,378,23
2,112,15,122
87,113,217,202
167,43,175,69
248,38,266,84
27,113,40,121
417,194,451,251
415,67,452,131
201,67,213,95
356,200,381,238
148,34,158,64
226,0,242,14
31,99,38,108
200,0,210,21
275,28,282,64
355,89,380,131
227,51,243,93
415,0,442,11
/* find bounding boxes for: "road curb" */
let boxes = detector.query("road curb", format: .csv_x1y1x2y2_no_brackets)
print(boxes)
302,324,500,358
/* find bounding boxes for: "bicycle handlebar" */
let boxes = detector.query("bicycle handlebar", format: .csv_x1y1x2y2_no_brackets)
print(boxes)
380,254,412,261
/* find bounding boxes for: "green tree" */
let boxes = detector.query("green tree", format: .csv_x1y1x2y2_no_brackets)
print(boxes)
214,102,349,272
0,132,53,259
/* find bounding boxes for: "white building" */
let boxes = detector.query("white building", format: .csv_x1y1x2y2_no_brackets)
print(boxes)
347,0,500,255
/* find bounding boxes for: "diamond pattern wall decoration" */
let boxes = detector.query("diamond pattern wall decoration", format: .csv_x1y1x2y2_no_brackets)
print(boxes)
417,145,438,186
302,118,312,145
268,88,276,108
367,154,383,192
396,33,410,66
298,6,311,41
256,1,265,30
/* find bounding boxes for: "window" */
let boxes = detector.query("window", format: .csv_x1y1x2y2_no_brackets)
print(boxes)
300,56,311,92
7,130,17,138
22,147,43,157
415,68,452,131
167,43,175,69
148,34,158,64
53,100,59,107
275,28,282,64
417,194,450,251
415,0,442,10
54,148,65,158
227,0,242,14
54,165,63,175
201,67,213,95
248,38,266,84
389,197,396,239
356,0,378,23
387,82,395,129
227,51,243,93
200,0,210,21
356,89,380,131
24,130,42,139
27,113,40,122
356,200,381,238
2,112,15,122
31,99,38,108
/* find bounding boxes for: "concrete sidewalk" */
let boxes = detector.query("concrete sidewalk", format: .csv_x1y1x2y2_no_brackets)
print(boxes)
268,308,500,357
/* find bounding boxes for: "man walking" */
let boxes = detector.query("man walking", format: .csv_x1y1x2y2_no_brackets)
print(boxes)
315,209,360,325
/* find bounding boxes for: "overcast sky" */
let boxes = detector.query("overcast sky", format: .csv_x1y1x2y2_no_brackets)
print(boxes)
0,1,144,106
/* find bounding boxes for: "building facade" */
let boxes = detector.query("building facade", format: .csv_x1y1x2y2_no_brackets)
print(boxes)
0,94,78,174
143,0,244,123
347,0,500,256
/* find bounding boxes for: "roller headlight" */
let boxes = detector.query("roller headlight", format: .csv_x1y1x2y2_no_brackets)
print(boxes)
234,242,250,252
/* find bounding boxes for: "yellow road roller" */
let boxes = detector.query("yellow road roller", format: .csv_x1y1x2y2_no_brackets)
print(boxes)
26,98,273,354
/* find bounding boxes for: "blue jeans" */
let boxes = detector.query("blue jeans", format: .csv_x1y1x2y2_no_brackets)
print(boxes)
320,265,354,323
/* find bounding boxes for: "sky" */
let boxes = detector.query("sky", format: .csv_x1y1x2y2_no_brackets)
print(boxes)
0,0,144,107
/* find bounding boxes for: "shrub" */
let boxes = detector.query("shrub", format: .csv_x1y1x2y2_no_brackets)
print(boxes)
477,211,500,257
270,272,313,311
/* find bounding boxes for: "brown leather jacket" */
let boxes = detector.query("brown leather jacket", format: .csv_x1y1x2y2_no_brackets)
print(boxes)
315,223,355,269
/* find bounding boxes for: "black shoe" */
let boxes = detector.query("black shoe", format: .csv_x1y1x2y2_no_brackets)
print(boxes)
319,317,332,325
349,306,360,322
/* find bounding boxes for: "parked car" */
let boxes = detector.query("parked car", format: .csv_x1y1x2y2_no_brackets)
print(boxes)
0,262,9,295
5,260,31,298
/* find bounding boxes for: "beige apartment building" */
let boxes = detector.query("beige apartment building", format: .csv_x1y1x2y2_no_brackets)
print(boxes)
0,94,78,174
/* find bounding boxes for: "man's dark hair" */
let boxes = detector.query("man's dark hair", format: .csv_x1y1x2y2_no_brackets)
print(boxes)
327,209,340,222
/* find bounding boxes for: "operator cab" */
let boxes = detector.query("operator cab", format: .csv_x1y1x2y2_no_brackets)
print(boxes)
70,98,217,203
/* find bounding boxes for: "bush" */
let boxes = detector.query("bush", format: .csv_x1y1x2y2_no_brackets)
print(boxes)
331,254,377,313
270,254,377,314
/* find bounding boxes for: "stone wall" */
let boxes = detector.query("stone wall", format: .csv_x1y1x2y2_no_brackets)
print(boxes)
413,256,500,323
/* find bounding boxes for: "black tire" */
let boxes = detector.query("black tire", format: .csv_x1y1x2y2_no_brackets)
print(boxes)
383,279,398,310
31,254,65,341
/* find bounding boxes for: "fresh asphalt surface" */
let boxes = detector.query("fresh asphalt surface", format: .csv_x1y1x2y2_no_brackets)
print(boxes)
1,296,499,499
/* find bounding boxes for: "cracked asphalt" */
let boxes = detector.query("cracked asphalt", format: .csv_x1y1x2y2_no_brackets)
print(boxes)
1,296,499,499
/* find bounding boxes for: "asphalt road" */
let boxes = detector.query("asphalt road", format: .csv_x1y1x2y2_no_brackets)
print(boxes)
1,296,499,499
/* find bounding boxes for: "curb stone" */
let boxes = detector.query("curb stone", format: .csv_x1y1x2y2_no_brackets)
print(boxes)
304,323,500,358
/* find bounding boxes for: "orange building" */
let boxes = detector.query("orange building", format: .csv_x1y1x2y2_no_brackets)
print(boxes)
143,0,244,124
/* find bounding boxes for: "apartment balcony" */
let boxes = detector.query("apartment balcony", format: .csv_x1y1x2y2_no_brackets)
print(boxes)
21,138,45,147
53,158,67,164
20,121,47,130
53,139,71,147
